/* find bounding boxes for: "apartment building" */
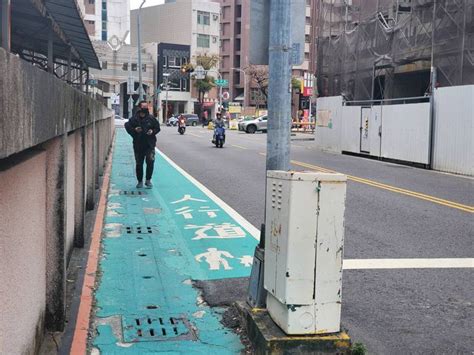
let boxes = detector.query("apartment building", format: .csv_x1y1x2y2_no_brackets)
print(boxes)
218,0,315,109
131,0,221,119
78,0,131,42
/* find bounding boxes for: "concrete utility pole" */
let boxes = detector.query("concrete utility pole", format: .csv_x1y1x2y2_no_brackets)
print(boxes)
137,0,146,101
267,0,292,171
1,0,11,51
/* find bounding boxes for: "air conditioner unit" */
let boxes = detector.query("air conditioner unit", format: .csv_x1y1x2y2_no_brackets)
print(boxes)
213,14,219,21
212,36,217,43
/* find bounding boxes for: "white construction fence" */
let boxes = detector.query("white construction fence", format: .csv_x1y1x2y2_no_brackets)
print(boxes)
315,85,474,176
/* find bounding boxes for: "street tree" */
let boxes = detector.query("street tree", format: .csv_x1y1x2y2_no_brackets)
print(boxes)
193,54,220,116
246,65,269,108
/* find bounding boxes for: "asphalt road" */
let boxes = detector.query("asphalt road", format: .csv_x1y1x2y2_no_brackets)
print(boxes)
156,125,474,353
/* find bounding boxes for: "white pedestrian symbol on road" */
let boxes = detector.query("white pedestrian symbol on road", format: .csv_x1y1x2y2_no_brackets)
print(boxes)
185,223,246,240
175,206,194,219
238,255,254,267
171,194,207,204
195,248,234,270
198,206,219,218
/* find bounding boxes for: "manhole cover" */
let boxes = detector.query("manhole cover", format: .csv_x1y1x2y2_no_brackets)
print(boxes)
119,191,147,196
122,315,196,342
125,225,157,234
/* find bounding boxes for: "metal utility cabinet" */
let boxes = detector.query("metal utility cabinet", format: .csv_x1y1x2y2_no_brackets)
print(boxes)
264,171,347,335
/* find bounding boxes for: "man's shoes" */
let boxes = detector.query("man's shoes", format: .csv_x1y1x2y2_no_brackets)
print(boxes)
145,180,153,189
136,181,143,188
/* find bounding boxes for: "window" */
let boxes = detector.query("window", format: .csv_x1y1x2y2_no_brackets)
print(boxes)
236,5,242,18
197,34,210,48
131,63,137,71
168,56,178,67
122,62,128,70
102,30,107,41
197,11,210,25
180,57,188,66
102,61,107,69
88,0,94,3
181,78,188,91
305,34,311,43
305,16,311,25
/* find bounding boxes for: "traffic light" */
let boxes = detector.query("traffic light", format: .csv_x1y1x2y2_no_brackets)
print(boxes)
180,63,195,74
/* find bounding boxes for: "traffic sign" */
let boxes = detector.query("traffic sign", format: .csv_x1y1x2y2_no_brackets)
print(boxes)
221,91,230,100
194,65,205,80
215,79,228,87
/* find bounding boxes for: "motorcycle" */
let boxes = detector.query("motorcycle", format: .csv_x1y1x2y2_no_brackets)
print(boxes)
178,117,186,135
213,126,225,148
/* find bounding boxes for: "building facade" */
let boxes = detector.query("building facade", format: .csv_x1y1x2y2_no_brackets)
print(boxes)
131,0,221,120
78,0,131,42
314,0,474,100
89,41,154,118
218,0,316,112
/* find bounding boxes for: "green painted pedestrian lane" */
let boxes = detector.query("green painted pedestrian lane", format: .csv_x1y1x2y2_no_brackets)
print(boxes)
91,128,258,353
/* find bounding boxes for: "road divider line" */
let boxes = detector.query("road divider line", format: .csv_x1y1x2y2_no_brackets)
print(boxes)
231,144,248,150
290,160,474,213
156,148,261,240
188,132,203,138
343,258,474,270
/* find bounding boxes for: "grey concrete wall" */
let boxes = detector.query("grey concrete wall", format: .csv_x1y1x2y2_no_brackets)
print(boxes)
0,48,111,160
0,48,115,352
0,151,47,355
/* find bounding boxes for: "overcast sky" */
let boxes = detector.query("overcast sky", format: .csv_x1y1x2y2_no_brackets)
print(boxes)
130,0,165,9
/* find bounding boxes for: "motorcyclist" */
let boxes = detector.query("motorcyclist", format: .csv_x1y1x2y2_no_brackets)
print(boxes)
213,112,226,143
178,114,187,131
214,112,225,128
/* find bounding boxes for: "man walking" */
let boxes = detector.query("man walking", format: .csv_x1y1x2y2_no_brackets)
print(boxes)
125,101,160,188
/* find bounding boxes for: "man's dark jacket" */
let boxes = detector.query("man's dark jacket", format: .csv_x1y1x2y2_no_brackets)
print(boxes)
125,112,161,150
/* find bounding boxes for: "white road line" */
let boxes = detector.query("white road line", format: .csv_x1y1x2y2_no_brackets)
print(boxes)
231,144,248,150
155,148,473,271
156,148,261,241
343,258,474,270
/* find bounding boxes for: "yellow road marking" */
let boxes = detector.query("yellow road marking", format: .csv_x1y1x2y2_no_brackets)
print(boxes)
259,153,473,213
290,160,474,213
231,144,248,150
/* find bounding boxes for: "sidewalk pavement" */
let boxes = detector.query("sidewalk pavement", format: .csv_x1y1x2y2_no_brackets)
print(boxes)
79,128,259,353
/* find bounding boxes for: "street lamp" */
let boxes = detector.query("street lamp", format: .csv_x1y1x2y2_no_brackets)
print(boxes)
137,0,146,101
163,73,170,123
232,67,248,108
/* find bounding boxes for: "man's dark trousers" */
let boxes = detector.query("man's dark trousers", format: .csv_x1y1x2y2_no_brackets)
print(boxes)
134,146,155,182
125,111,161,183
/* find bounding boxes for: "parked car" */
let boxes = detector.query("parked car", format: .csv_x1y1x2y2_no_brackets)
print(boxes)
182,114,199,126
238,115,268,133
114,115,128,126
168,114,199,127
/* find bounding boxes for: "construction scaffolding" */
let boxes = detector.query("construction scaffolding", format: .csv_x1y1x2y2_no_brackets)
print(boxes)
315,0,474,100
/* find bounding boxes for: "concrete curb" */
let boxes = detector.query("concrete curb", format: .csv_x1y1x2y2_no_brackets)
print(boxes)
70,134,115,355
235,302,352,354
